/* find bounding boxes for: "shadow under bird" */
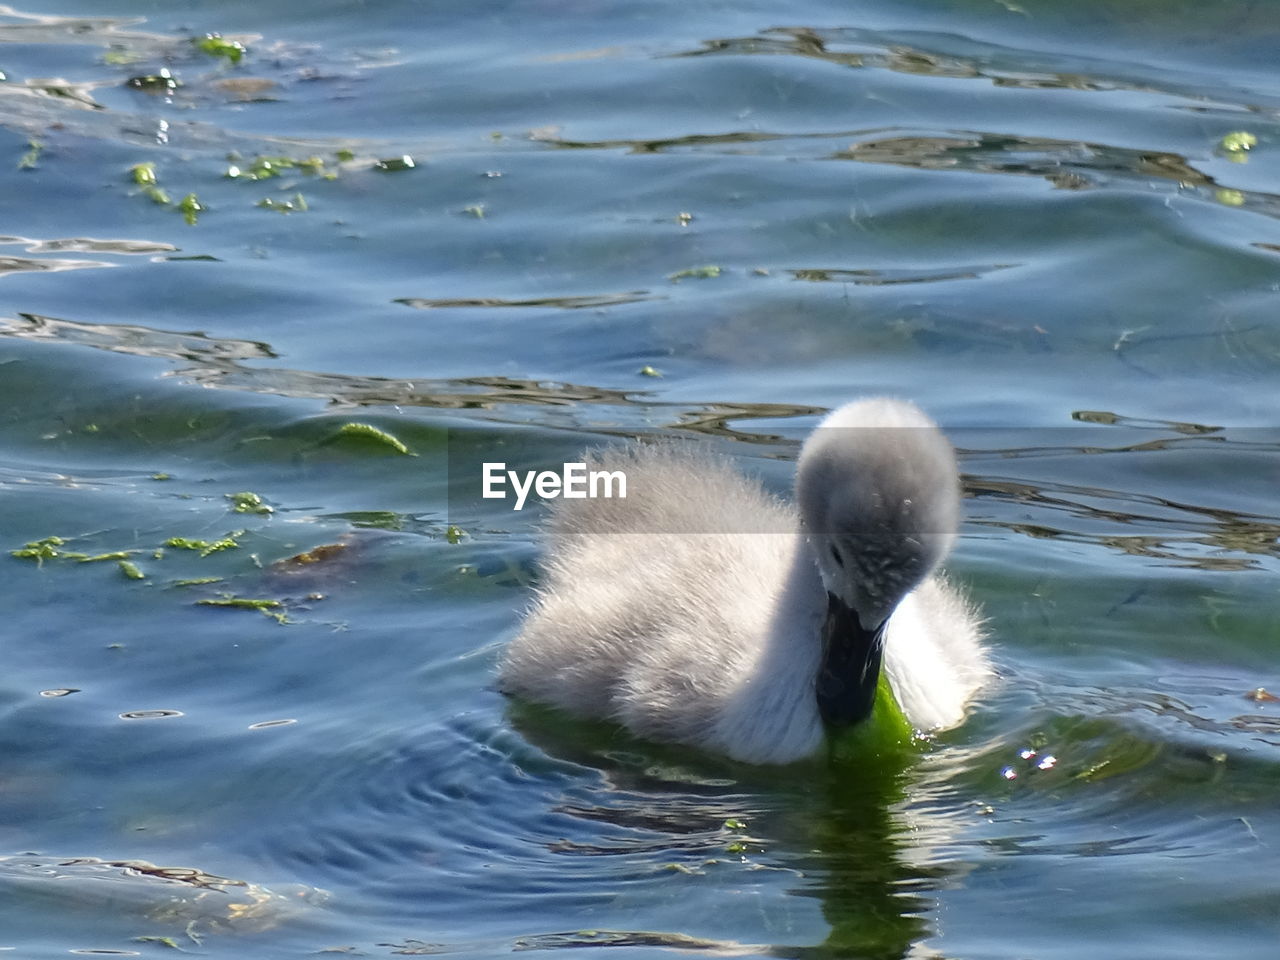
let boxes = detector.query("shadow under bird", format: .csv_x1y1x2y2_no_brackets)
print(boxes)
499,398,991,764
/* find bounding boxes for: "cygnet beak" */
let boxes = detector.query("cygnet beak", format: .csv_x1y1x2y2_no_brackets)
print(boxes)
815,592,885,730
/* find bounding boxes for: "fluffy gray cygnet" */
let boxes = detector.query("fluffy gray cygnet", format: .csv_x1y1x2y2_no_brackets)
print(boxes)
499,398,990,764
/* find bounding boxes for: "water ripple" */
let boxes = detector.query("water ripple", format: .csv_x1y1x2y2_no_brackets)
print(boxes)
673,25,1280,115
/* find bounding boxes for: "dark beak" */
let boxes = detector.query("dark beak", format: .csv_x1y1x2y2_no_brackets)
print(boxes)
815,592,885,730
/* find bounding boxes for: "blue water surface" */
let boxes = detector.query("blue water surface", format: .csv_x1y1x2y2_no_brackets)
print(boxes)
1,0,1279,957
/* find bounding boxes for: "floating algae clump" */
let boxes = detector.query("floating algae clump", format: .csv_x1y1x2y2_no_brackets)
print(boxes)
193,33,247,63
330,422,415,456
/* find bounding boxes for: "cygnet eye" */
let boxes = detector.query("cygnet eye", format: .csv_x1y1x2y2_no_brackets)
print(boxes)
830,545,845,568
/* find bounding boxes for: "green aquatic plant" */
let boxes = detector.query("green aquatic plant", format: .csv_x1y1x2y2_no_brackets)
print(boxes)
661,862,701,875
1219,130,1259,165
102,47,145,66
128,162,178,206
163,532,244,557
192,33,247,64
667,265,722,282
330,422,415,456
1220,130,1257,154
373,155,416,172
197,595,281,610
78,551,132,563
164,537,211,551
126,68,179,93
12,538,159,579
130,162,159,186
197,594,289,624
226,491,273,515
227,154,329,181
18,139,42,170
256,193,308,213
445,525,466,544
11,536,68,564
178,193,203,225
826,675,917,762
330,511,404,530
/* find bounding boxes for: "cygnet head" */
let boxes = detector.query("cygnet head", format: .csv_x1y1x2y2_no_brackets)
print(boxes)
796,398,960,630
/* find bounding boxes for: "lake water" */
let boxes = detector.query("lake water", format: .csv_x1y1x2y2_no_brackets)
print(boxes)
2,0,1279,956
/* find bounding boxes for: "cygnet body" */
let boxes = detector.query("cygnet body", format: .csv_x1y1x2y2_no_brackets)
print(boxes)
498,398,990,764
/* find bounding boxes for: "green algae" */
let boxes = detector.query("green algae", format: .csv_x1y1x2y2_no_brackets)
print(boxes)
197,595,281,610
102,48,145,67
129,163,199,215
667,265,721,282
826,675,917,763
18,139,42,170
257,193,308,213
11,536,69,565
163,532,244,557
126,69,179,93
226,491,273,515
178,193,203,226
227,154,328,181
131,162,158,186
329,422,415,456
1219,131,1259,165
193,34,247,64
373,155,416,172
197,594,289,624
1220,131,1257,153
13,538,166,585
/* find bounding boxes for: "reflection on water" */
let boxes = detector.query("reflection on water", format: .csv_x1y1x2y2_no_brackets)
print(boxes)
506,701,940,960
3,311,278,361
787,263,1018,285
676,24,1278,107
3,308,1275,573
396,292,665,310
0,854,328,939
